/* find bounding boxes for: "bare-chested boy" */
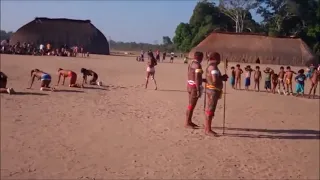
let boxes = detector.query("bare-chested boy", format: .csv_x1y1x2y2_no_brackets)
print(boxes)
235,64,243,89
204,52,228,136
308,67,320,99
185,51,204,129
28,69,55,91
56,68,83,88
145,52,158,90
253,66,262,92
80,68,99,86
277,66,286,94
271,72,279,94
0,71,15,94
284,66,296,95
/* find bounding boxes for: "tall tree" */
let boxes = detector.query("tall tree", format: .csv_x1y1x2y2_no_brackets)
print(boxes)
219,0,258,33
257,0,299,34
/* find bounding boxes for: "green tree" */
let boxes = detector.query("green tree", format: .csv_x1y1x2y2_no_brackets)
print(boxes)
173,23,193,52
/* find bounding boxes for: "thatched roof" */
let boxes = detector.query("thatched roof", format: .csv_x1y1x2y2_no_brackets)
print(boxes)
10,17,109,55
189,32,316,66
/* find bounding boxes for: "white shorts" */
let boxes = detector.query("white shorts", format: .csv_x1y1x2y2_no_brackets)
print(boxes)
147,67,155,73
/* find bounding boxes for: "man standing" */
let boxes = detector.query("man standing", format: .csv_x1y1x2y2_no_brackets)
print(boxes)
185,51,204,129
204,52,228,136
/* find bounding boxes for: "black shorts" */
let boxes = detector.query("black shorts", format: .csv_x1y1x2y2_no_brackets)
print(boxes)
265,81,271,89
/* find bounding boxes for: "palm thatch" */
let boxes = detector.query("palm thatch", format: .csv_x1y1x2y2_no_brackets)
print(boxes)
10,17,109,55
189,32,316,66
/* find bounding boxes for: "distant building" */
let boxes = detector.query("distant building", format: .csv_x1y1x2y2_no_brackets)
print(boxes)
10,17,110,55
189,32,316,66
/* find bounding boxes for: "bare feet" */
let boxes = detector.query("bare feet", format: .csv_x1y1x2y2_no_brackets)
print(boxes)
205,130,220,137
185,122,199,129
7,88,15,94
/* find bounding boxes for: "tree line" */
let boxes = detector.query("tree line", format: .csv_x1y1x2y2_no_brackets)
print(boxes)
173,0,320,54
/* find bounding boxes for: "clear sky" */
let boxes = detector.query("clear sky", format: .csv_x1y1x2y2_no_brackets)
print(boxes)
0,0,262,44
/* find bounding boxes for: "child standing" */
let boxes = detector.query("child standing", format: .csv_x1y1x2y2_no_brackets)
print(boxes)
264,67,273,92
295,69,306,97
308,68,319,99
244,65,253,90
254,66,262,92
277,66,286,94
271,72,279,94
235,64,243,89
230,66,236,89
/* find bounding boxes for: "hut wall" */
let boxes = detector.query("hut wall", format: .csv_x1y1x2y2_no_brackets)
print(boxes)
10,18,109,55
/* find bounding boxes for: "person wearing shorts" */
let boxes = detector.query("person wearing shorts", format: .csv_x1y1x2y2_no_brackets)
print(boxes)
57,68,82,88
28,69,54,91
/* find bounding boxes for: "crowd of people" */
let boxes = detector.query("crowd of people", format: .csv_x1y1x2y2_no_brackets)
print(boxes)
0,40,89,57
137,50,175,63
228,63,320,99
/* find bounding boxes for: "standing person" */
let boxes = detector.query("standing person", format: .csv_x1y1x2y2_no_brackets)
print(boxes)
204,52,228,136
155,50,160,63
295,69,307,97
56,68,83,88
235,64,243,89
284,66,296,95
244,65,253,90
80,68,99,86
308,67,320,99
264,67,273,92
39,43,44,55
185,51,204,129
271,72,279,94
145,52,158,90
253,66,262,92
170,52,174,63
28,69,55,91
277,66,286,94
162,51,166,62
230,66,236,89
140,50,144,62
0,71,15,94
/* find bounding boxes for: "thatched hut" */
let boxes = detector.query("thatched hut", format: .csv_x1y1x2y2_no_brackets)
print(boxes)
10,17,109,55
189,32,317,66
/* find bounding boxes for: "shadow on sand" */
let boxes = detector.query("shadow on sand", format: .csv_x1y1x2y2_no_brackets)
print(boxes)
55,89,85,93
83,86,108,90
213,127,320,140
157,89,187,93
13,92,49,96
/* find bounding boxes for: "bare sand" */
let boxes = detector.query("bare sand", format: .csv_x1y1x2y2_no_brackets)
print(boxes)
1,54,319,179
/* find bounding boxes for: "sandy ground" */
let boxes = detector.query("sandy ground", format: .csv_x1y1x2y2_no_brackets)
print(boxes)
1,54,319,179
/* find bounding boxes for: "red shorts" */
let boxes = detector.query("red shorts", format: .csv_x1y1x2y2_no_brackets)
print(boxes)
68,71,77,85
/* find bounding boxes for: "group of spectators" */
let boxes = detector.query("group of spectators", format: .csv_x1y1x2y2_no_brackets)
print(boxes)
0,40,89,57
